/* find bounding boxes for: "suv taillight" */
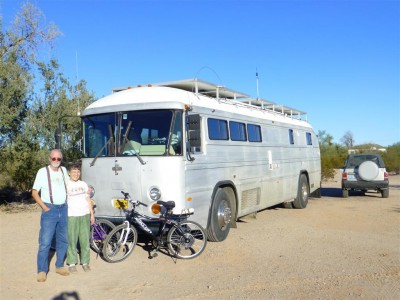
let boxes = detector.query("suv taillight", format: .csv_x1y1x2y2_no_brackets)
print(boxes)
384,172,389,181
342,172,348,181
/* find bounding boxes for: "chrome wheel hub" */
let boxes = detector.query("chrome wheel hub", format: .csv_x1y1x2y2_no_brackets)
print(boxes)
217,200,232,230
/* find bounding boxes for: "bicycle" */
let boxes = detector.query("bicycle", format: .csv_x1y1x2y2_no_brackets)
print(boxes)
87,186,117,254
102,191,207,263
90,219,116,254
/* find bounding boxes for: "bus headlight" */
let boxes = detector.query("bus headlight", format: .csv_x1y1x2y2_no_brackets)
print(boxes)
149,187,161,201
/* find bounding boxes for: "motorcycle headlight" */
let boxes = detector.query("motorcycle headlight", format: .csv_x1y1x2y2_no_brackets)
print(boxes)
149,187,161,201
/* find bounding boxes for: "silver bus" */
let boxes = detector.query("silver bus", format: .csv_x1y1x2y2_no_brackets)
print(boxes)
80,78,321,242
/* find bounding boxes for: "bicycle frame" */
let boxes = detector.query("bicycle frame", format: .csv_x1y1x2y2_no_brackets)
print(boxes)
91,223,108,241
125,205,185,245
102,191,206,262
117,192,191,249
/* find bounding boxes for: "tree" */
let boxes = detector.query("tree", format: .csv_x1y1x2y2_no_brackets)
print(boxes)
341,131,355,148
318,130,333,146
0,2,95,195
0,23,31,148
0,1,61,148
60,80,95,163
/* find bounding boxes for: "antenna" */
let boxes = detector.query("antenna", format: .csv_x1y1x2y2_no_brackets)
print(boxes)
75,51,79,83
256,68,260,101
75,51,80,115
256,68,264,108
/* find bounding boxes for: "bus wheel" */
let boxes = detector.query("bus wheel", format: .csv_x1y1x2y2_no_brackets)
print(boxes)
207,188,233,242
293,174,309,209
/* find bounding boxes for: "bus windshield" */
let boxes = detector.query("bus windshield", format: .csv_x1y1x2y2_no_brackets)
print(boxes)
82,110,183,158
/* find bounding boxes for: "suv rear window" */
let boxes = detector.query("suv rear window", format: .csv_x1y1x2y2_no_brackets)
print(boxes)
345,154,385,168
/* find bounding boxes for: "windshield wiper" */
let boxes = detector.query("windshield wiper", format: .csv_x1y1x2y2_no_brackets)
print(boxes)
90,137,113,167
121,121,146,165
123,149,146,165
90,136,114,167
90,125,114,167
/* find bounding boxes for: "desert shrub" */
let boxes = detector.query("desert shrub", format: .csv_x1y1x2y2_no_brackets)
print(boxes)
382,142,400,174
320,144,347,180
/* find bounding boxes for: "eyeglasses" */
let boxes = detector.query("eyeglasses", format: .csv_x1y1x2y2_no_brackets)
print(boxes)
51,157,62,162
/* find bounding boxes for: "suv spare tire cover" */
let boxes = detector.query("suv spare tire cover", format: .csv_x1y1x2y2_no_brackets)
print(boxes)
358,161,379,181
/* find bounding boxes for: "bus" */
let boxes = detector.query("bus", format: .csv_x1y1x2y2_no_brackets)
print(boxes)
80,78,321,242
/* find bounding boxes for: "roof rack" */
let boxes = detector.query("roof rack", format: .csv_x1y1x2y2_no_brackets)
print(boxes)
235,98,306,118
112,78,307,121
155,78,250,100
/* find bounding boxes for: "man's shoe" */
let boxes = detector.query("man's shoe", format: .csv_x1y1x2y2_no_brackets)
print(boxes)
56,267,70,276
37,272,47,282
82,264,91,272
69,265,77,273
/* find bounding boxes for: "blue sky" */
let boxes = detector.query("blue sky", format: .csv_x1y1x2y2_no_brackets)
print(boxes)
2,0,399,146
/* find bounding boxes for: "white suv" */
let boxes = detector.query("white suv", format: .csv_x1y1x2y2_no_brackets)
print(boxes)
341,153,389,198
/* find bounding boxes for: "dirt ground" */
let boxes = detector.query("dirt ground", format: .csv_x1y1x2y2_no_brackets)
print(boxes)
1,172,399,300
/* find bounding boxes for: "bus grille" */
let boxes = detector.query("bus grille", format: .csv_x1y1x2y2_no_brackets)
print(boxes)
241,188,260,209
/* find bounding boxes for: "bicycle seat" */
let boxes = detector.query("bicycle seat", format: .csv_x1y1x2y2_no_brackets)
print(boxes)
157,200,175,210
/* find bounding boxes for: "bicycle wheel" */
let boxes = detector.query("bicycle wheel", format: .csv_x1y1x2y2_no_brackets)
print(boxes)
102,223,138,263
167,220,207,259
90,219,115,253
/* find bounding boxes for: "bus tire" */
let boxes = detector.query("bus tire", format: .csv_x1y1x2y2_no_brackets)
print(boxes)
293,174,309,209
207,188,234,242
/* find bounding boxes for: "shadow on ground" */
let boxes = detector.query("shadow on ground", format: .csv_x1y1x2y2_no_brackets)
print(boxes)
321,187,342,197
0,187,34,205
321,187,385,198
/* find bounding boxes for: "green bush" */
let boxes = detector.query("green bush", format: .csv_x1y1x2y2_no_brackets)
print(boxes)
320,144,347,180
382,143,400,174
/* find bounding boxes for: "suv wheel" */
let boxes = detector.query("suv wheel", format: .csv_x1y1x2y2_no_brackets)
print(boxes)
342,189,349,198
381,189,389,198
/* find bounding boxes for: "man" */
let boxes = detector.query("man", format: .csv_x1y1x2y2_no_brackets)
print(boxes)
32,149,70,282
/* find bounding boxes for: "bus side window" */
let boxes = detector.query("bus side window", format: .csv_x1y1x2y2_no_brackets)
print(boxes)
229,121,247,141
247,124,262,142
306,132,312,145
208,118,228,140
289,129,294,145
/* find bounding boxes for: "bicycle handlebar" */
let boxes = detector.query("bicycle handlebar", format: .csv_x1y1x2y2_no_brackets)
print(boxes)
121,191,148,207
121,191,195,213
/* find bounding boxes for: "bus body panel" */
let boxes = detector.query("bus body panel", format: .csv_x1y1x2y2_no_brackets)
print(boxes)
80,79,321,237
82,156,187,223
183,106,321,223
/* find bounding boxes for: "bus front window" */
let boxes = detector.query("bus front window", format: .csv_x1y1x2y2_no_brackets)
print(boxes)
83,110,182,158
